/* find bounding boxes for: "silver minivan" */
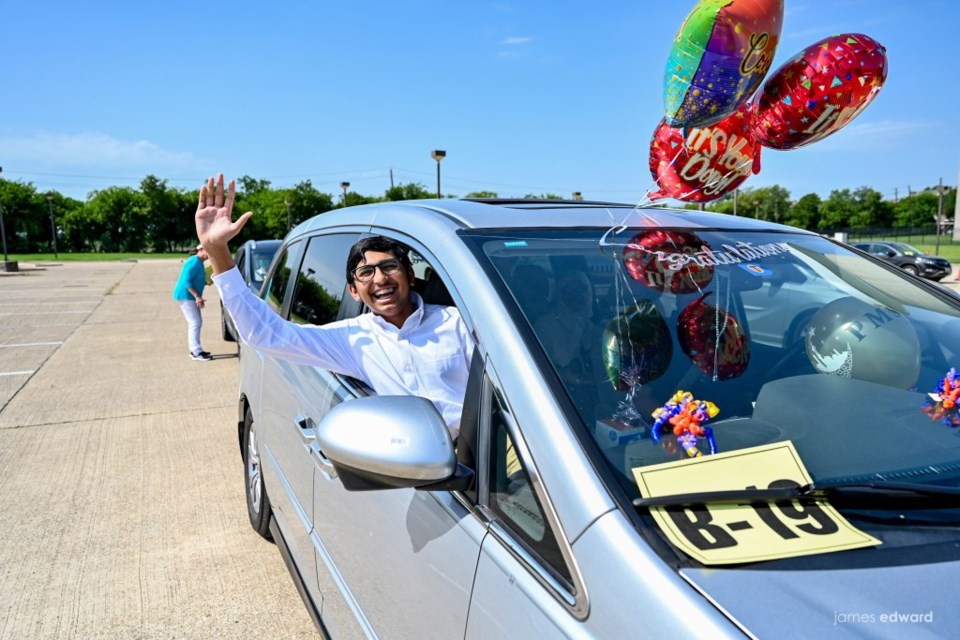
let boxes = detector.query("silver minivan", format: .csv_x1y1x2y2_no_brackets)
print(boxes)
236,199,960,638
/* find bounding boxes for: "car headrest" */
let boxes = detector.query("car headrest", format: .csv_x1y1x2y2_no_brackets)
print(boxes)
415,268,455,306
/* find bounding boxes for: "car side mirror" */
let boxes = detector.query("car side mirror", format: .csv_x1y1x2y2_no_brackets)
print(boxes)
315,395,472,492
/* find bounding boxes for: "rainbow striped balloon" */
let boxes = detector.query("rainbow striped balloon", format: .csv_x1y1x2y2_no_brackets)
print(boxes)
664,0,783,128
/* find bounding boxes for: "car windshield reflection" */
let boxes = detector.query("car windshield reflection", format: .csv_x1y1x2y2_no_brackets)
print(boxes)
475,228,960,514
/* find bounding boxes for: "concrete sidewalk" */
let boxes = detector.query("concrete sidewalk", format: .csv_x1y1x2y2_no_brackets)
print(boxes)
0,261,315,639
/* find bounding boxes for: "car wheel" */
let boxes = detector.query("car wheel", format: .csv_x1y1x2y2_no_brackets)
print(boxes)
244,407,273,540
221,302,236,342
902,264,919,276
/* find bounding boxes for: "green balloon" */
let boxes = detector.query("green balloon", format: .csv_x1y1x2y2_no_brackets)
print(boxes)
603,301,673,390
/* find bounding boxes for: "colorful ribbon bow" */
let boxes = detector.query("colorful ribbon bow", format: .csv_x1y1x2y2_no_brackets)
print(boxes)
651,390,719,457
924,368,960,427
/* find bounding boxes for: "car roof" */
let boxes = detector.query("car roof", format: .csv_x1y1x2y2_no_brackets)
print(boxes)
292,198,811,237
244,239,283,251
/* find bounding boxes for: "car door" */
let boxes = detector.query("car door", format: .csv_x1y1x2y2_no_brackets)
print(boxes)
465,372,585,639
255,238,329,609
309,244,486,639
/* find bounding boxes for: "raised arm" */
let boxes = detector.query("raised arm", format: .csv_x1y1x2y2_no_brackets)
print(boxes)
195,173,254,275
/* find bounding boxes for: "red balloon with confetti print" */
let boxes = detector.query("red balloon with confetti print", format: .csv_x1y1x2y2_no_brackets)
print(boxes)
751,33,888,150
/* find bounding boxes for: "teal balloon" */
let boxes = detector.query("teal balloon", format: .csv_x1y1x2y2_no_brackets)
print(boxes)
603,301,672,390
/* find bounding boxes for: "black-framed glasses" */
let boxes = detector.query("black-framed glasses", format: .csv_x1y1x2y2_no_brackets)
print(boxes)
352,258,402,283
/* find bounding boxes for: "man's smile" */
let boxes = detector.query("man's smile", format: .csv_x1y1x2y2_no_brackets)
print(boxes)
372,286,398,302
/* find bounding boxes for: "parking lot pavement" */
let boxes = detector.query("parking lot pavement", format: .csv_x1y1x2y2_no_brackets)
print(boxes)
0,261,316,639
940,266,960,292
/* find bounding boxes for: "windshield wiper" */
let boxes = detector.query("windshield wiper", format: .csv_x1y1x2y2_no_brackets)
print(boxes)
633,480,960,509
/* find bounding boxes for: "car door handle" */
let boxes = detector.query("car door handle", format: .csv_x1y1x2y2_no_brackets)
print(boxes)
310,441,338,480
295,414,316,446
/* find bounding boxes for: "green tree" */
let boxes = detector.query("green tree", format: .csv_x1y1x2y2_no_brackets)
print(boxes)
43,191,83,254
893,191,939,227
785,193,821,230
818,189,858,230
465,191,499,199
523,193,563,200
290,180,334,220
384,182,433,201
140,175,196,252
83,187,149,251
737,185,791,223
0,178,47,252
237,175,272,196
849,186,893,228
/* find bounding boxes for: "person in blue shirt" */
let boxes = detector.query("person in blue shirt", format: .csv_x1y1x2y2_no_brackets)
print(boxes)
173,244,212,361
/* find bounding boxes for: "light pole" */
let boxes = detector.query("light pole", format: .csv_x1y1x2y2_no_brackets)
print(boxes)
431,150,446,198
47,192,58,259
0,166,16,272
340,181,350,207
935,177,944,255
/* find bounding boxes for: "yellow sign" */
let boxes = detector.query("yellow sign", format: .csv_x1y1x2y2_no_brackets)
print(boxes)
632,441,880,565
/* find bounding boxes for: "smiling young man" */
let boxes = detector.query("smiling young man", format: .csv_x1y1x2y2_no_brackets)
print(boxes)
196,173,473,437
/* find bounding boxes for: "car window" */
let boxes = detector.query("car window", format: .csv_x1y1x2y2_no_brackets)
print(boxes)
263,242,301,314
289,234,358,325
251,247,278,287
235,247,247,276
487,388,571,584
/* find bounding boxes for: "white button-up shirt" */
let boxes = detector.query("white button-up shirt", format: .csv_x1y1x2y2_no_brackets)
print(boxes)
215,267,474,437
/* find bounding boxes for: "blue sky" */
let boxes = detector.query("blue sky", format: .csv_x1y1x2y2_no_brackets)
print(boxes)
2,0,957,204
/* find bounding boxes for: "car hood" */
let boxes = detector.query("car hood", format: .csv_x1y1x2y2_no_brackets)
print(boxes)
682,557,959,638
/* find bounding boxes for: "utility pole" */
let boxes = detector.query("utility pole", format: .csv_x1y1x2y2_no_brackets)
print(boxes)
935,177,944,255
0,166,17,272
390,169,394,189
47,192,58,259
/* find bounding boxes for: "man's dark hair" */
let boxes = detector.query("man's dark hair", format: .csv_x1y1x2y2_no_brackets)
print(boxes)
346,236,413,284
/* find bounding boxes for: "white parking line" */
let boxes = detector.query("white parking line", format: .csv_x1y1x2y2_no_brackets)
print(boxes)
0,311,92,316
0,342,64,348
0,371,34,377
0,301,101,306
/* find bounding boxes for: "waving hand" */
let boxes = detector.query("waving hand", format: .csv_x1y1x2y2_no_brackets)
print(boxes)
195,173,253,275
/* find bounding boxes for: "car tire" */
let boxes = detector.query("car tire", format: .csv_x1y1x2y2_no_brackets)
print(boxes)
243,407,273,540
902,264,919,276
221,302,236,342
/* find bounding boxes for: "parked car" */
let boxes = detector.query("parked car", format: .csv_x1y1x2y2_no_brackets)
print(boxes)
236,199,960,638
221,239,282,343
850,240,953,280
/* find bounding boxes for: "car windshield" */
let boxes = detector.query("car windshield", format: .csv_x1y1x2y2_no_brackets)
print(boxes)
251,248,278,285
889,242,923,256
471,227,960,514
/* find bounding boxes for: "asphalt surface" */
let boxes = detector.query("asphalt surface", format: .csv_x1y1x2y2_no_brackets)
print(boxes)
0,261,316,639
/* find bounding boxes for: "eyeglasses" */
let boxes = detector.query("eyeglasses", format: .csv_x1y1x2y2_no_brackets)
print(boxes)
352,259,403,283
